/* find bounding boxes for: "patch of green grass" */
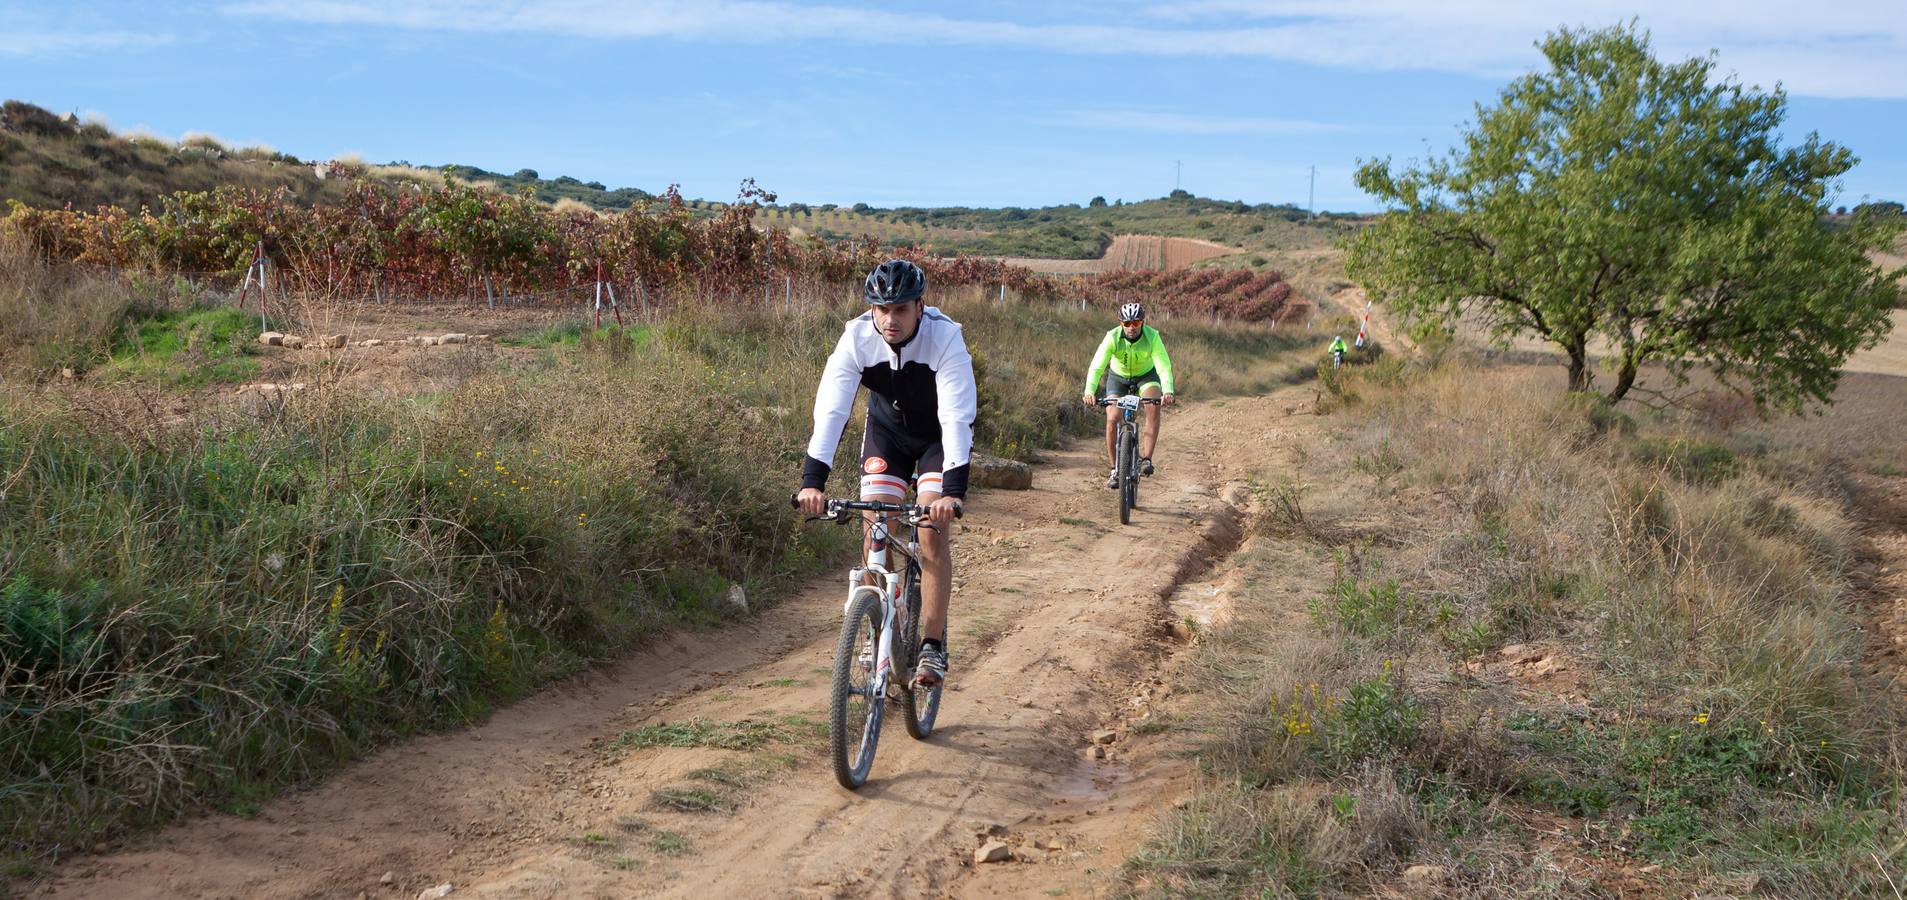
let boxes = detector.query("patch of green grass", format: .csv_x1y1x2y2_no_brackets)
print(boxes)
610,856,643,871
105,306,262,386
651,786,736,813
761,677,803,688
1631,436,1739,485
1308,567,1417,641
1131,717,1174,736
650,830,694,856
499,320,650,350
1058,516,1092,527
1352,439,1404,478
612,718,808,752
581,831,613,846
1501,708,1895,881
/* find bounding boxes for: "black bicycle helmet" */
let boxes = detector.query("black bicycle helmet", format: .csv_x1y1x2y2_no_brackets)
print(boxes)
864,258,927,306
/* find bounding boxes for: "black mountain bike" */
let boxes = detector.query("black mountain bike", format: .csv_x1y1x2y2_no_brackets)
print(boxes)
1098,395,1162,525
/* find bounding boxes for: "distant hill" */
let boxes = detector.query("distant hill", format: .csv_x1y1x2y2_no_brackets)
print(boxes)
753,193,1358,260
3,98,1353,261
0,100,361,210
0,99,656,214
429,163,652,211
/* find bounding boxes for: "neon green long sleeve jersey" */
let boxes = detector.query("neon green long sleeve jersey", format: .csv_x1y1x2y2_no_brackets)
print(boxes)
1084,325,1175,394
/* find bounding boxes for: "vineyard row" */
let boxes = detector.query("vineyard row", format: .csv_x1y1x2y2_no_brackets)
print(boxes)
4,179,1298,322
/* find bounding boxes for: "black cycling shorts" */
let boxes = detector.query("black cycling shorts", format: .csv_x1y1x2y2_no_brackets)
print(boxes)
859,420,946,499
1103,367,1162,398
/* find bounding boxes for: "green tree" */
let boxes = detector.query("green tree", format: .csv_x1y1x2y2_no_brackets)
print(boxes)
1346,24,1902,411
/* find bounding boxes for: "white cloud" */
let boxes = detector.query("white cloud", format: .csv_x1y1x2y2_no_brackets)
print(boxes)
1062,110,1348,135
220,0,1907,99
0,30,174,57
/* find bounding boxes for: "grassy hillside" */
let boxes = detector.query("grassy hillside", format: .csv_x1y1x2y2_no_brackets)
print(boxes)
0,100,659,215
0,235,1313,869
1128,356,1907,896
0,101,361,211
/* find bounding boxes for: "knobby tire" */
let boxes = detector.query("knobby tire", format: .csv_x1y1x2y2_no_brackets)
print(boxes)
900,563,940,739
830,589,885,789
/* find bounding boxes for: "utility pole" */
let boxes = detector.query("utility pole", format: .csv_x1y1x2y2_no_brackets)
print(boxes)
1308,165,1316,221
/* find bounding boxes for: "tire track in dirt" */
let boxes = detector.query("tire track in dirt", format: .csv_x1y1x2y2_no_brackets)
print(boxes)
36,386,1320,900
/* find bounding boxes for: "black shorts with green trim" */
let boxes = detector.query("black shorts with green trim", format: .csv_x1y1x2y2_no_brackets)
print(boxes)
1103,368,1162,398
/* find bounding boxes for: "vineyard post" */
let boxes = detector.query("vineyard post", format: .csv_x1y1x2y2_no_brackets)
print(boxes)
237,240,268,311
634,276,651,321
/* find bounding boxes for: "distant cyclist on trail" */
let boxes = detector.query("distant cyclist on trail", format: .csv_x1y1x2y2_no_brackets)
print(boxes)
1081,301,1175,490
797,259,975,689
1329,334,1348,368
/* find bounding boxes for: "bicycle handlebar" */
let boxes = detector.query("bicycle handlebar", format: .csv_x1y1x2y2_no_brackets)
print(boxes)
1096,396,1164,408
788,495,962,523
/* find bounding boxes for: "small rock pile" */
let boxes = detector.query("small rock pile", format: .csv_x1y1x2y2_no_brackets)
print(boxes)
260,331,491,350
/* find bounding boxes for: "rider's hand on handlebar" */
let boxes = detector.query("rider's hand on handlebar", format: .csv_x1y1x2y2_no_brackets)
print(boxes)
1081,392,1096,408
796,487,829,518
1162,393,1177,407
925,496,962,527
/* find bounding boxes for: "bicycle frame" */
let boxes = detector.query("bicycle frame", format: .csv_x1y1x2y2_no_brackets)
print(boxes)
845,511,917,703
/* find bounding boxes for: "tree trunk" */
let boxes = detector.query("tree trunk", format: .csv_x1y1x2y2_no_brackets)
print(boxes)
1606,350,1641,405
1563,338,1592,393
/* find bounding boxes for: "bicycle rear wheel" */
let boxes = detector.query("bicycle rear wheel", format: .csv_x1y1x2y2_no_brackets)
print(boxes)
900,563,940,739
830,589,885,789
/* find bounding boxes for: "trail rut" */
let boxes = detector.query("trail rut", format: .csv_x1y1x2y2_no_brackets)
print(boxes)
39,387,1320,899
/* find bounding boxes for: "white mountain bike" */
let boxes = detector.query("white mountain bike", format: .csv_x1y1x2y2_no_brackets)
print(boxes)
797,498,953,789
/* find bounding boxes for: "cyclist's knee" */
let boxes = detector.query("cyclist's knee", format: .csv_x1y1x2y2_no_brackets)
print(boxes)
1140,383,1163,398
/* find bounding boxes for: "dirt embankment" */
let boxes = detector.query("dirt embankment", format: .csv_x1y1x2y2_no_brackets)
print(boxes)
36,387,1324,899
1003,235,1240,275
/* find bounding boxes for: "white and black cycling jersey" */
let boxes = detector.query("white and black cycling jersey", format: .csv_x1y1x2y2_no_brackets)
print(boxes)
801,306,978,498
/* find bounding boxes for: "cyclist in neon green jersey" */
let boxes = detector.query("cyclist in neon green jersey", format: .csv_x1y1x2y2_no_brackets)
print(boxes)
1080,302,1175,490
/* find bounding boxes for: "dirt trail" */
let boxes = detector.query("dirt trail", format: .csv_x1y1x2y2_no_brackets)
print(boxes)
39,387,1319,899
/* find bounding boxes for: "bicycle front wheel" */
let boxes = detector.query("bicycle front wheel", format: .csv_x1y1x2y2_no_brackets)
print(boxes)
830,589,886,789
900,565,940,740
1118,427,1137,525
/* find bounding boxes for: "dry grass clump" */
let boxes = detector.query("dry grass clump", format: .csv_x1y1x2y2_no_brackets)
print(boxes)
0,225,141,373
367,163,447,188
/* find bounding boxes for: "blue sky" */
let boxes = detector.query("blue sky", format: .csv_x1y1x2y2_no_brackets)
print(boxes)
4,1,1904,211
